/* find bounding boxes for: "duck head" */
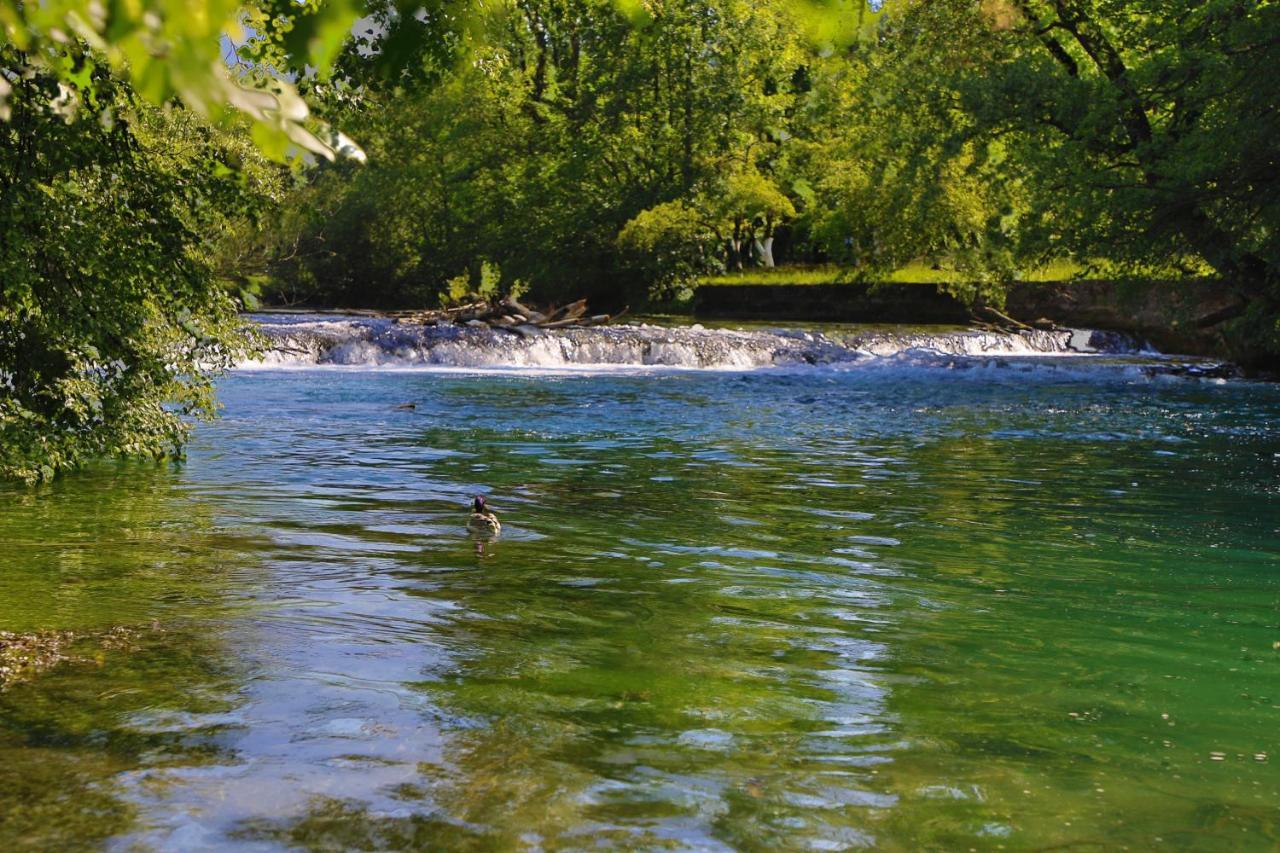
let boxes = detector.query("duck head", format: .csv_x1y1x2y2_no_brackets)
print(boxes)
472,495,488,513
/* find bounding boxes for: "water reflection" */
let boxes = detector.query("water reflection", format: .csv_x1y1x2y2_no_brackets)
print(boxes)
0,367,1277,849
391,472,900,848
0,465,254,848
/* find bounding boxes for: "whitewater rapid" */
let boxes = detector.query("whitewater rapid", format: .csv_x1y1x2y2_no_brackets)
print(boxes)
242,313,1166,373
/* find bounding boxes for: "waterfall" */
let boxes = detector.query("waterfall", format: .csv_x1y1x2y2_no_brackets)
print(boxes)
241,314,1151,372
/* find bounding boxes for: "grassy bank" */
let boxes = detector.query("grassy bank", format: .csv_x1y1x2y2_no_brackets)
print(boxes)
698,261,1088,287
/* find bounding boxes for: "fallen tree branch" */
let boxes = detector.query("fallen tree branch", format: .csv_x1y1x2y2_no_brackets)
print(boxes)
978,305,1033,331
397,297,621,331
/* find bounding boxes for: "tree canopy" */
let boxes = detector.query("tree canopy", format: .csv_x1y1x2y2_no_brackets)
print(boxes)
0,49,282,481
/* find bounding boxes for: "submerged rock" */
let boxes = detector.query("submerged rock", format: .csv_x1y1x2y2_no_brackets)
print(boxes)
1141,361,1242,380
0,630,75,687
0,625,160,690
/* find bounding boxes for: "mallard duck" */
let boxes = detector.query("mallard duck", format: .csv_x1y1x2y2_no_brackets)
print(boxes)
467,495,501,536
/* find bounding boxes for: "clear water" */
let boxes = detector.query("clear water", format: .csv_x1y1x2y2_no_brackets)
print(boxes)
2,359,1278,850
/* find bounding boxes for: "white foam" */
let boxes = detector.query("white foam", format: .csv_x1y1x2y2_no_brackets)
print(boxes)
239,314,1149,374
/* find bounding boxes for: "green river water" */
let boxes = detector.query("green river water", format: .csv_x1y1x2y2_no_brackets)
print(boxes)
1,357,1278,850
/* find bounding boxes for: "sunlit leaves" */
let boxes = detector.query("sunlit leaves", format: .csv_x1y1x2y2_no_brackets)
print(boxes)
0,0,365,161
261,0,816,307
791,0,1280,340
791,0,881,47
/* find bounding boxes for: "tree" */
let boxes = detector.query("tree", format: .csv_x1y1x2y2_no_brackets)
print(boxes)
0,0,472,480
807,0,1280,357
261,0,814,307
714,170,798,269
0,49,282,482
618,200,720,296
618,169,798,295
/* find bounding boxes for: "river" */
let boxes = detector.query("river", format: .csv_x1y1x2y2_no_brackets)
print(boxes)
1,316,1277,849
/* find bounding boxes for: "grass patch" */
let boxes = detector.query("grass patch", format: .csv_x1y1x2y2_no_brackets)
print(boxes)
698,260,1088,287
696,259,1219,287
698,266,852,286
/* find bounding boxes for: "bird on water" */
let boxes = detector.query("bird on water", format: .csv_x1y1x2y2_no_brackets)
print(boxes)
467,495,501,536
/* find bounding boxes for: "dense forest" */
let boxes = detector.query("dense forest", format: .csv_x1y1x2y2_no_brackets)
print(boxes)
2,0,1279,480
253,0,1280,321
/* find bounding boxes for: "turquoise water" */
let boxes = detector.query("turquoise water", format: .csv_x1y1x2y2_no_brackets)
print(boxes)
2,359,1278,849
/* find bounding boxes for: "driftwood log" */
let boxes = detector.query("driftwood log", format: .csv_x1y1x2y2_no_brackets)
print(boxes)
395,297,625,332
972,304,1059,333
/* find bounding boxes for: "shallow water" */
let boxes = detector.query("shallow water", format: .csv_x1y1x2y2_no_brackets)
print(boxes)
2,357,1279,850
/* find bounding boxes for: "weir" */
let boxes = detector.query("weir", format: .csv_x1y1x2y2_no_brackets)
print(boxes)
246,314,1147,371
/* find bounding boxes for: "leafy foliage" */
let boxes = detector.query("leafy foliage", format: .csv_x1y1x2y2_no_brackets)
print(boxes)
0,50,280,482
618,201,720,297
261,0,813,308
0,0,429,481
800,0,1280,352
0,0,381,160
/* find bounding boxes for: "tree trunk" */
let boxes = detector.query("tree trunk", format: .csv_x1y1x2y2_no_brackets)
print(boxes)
727,239,745,271
729,220,747,271
754,236,775,268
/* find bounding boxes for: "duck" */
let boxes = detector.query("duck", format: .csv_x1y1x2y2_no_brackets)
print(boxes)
467,495,501,537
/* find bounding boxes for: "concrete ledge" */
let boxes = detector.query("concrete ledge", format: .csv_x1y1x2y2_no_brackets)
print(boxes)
693,283,972,324
1005,279,1238,357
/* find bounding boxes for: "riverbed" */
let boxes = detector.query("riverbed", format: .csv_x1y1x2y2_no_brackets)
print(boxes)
1,320,1277,849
